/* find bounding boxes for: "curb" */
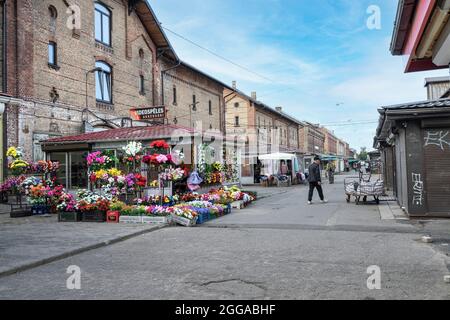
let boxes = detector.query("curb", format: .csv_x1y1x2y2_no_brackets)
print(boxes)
0,224,168,279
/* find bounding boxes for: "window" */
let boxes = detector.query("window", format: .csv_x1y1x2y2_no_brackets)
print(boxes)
139,75,145,95
48,42,57,66
209,100,212,115
49,5,57,33
49,5,58,19
234,102,239,108
95,3,111,46
138,49,144,68
235,116,240,127
173,86,177,105
95,61,112,103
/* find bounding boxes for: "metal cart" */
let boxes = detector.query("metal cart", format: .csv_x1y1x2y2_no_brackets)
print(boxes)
344,177,385,205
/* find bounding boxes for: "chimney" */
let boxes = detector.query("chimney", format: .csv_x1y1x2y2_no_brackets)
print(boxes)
251,92,257,100
232,81,237,89
275,106,283,112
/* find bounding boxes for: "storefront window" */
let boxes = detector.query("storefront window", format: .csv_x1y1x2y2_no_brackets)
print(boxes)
49,152,67,187
70,151,88,189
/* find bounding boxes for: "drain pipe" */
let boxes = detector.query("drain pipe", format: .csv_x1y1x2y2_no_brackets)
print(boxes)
161,58,181,107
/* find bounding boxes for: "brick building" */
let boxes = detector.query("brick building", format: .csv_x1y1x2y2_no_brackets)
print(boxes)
0,0,229,181
224,83,302,184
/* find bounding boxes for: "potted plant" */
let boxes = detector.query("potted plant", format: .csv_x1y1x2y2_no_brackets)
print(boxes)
142,205,172,224
28,184,51,215
171,206,198,227
118,204,143,224
107,201,125,223
78,198,108,223
57,193,80,222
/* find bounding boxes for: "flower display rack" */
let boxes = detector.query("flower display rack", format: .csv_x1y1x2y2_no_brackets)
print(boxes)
10,204,32,218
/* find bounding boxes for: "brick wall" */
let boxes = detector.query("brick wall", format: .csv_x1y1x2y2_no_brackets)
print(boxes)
3,0,166,159
161,61,224,132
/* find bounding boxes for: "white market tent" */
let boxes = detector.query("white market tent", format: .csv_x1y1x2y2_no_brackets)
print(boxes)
259,153,300,178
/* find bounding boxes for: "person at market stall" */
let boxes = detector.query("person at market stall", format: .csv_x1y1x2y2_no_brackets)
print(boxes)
307,156,328,205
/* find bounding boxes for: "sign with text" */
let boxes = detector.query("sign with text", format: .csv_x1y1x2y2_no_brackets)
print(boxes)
130,106,166,121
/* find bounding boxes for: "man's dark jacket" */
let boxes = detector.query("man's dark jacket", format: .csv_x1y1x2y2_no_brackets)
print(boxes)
308,163,321,183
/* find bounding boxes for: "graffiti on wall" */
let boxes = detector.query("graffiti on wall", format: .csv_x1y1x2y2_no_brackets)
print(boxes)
411,173,424,206
424,131,450,151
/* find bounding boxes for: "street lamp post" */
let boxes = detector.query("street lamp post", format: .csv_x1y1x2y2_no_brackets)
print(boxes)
84,67,102,121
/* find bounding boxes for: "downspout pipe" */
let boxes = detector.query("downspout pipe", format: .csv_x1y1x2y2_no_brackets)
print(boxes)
161,57,181,107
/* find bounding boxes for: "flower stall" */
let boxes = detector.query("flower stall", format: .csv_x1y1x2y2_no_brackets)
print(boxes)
1,146,62,217
34,125,252,226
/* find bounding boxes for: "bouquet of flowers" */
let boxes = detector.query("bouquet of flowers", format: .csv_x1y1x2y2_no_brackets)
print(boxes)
160,168,185,182
29,161,60,174
9,159,30,176
172,205,197,220
205,172,224,185
56,192,77,212
87,151,115,172
0,176,26,193
47,185,65,206
28,184,50,205
150,140,170,152
135,194,180,206
146,205,173,217
142,154,173,167
6,147,23,160
122,141,143,166
181,193,199,202
21,177,43,195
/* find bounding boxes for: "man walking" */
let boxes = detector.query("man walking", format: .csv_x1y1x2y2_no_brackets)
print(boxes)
308,156,328,205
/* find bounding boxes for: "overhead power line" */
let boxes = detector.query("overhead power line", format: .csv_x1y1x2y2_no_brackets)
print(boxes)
161,26,274,83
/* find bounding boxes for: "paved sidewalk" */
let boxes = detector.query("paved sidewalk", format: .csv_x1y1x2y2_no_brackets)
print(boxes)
0,214,167,278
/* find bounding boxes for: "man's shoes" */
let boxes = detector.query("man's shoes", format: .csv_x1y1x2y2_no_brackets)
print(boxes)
308,201,313,205
321,200,329,204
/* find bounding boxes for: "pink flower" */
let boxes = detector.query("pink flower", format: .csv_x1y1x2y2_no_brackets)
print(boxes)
156,154,168,164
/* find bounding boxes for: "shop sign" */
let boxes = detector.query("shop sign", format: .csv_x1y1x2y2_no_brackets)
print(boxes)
130,106,166,121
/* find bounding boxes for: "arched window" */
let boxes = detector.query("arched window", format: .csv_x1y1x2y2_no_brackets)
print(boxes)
95,2,111,46
49,5,58,19
95,61,112,103
49,5,57,33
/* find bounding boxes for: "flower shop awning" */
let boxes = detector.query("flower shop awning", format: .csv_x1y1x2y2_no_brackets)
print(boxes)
41,125,242,149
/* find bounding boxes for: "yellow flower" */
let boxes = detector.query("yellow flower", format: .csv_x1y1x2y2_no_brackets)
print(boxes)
108,168,122,177
95,169,108,179
6,147,18,159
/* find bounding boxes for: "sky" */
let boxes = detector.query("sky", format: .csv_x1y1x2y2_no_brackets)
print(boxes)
149,0,448,151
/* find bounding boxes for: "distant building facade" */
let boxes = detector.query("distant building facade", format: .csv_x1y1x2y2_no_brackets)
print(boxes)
224,85,302,184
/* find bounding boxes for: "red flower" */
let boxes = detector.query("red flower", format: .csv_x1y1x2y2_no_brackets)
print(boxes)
89,173,97,183
150,140,169,150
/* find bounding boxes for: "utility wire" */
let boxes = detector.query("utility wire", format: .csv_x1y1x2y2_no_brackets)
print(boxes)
162,26,275,83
